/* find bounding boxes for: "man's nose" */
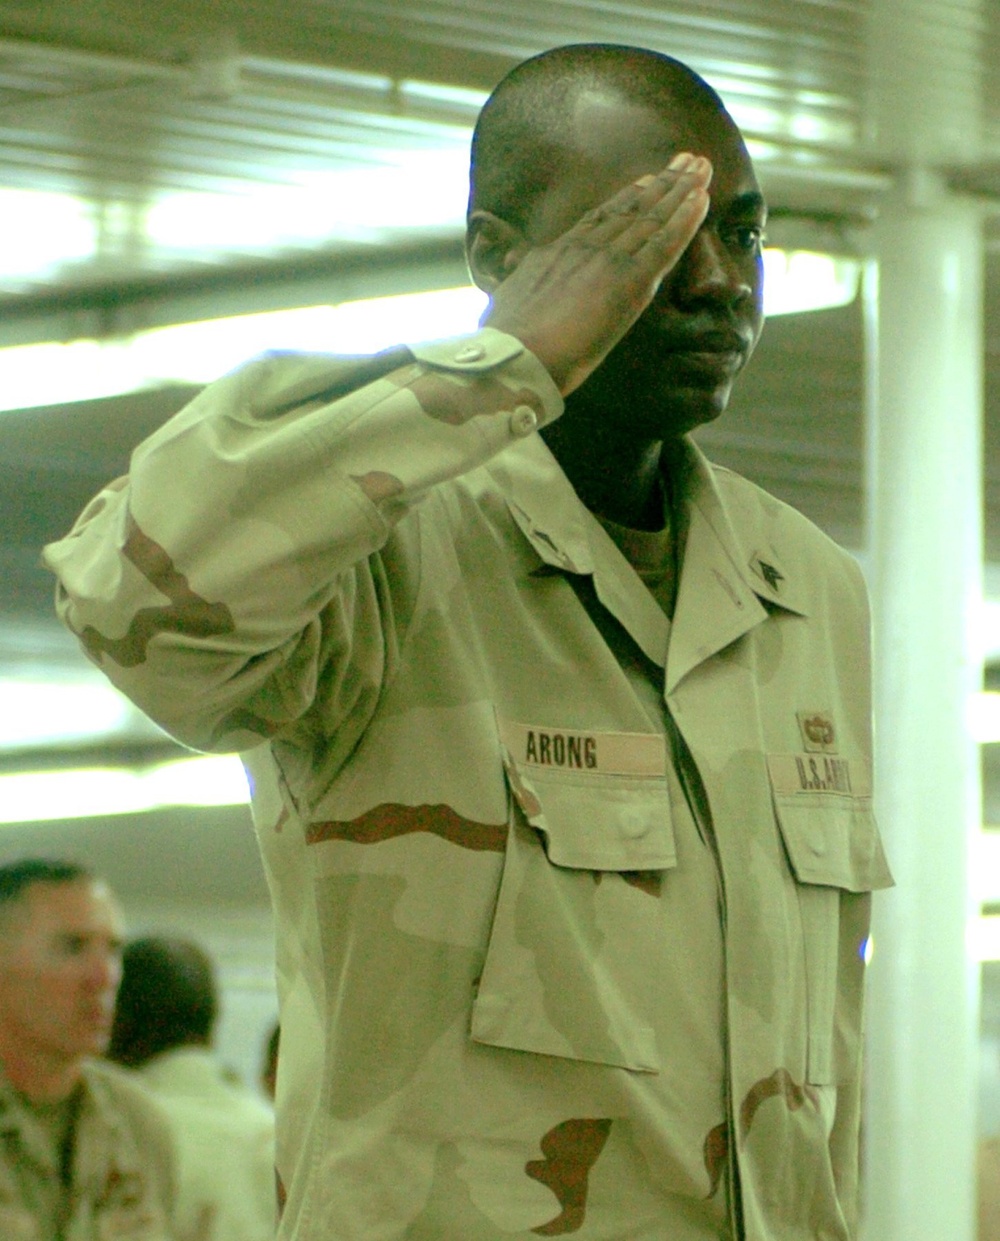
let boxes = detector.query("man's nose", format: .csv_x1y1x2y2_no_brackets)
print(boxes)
673,230,752,307
84,950,121,993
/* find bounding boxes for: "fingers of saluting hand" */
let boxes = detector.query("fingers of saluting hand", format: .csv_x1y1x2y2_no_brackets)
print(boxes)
571,153,713,262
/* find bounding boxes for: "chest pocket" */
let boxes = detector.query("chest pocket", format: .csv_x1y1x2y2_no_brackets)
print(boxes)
770,767,893,1086
470,751,677,1074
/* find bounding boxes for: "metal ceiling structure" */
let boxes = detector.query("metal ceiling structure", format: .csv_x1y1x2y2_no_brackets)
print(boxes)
0,0,993,293
0,0,997,772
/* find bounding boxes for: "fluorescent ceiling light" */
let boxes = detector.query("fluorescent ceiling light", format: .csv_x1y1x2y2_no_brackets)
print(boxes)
0,250,856,413
762,249,859,316
0,146,472,293
968,692,1000,744
0,755,250,825
920,832,1000,960
0,189,96,293
0,677,153,750
0,289,486,410
971,830,1000,903
968,916,1000,962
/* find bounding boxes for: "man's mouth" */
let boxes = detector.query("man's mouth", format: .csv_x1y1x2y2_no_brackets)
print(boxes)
673,328,750,356
670,334,749,376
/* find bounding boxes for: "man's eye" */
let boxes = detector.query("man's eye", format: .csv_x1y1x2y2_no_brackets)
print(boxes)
729,225,765,252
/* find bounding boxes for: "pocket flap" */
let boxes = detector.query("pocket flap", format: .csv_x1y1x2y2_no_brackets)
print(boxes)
774,797,893,892
767,752,893,891
504,759,677,872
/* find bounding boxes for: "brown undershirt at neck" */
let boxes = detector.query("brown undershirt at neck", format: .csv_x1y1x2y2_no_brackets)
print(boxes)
596,501,680,619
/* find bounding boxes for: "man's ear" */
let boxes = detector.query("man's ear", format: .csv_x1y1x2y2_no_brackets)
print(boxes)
466,211,527,294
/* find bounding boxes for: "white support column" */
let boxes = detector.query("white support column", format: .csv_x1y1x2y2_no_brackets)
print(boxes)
862,169,985,1241
861,4,986,1234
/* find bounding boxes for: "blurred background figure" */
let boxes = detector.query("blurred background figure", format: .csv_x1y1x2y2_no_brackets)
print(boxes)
0,858,178,1240
260,1021,279,1103
108,934,276,1241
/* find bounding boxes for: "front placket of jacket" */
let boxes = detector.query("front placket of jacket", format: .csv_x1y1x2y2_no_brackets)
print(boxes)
511,477,764,1222
665,480,811,1239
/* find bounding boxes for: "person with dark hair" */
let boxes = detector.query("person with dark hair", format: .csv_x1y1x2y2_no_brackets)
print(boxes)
109,937,218,1068
44,42,891,1240
108,936,276,1241
0,858,180,1239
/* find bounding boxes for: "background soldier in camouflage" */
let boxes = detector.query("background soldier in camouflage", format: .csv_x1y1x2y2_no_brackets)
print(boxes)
45,43,891,1240
0,859,180,1240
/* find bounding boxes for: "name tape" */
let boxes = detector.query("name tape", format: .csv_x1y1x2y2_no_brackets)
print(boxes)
497,718,667,778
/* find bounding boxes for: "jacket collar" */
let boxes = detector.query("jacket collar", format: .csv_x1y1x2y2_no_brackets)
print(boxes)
487,434,809,691
487,436,668,669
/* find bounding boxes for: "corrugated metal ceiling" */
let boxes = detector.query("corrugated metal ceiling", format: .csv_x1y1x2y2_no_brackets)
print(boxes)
0,0,872,181
0,0,994,298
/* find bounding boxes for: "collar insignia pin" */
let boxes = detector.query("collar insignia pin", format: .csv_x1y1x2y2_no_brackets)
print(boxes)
758,560,784,591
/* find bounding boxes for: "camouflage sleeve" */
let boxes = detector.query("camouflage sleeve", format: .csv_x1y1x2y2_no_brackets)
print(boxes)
42,327,563,752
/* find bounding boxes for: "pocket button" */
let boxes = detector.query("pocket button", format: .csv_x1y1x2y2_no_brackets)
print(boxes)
620,811,649,840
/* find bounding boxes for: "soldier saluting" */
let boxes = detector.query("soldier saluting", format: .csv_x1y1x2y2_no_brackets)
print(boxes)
45,43,891,1241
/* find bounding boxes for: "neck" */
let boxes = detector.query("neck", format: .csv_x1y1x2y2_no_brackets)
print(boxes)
541,412,668,531
0,1039,84,1105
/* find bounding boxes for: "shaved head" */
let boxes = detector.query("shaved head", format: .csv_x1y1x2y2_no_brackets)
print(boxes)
465,40,764,488
469,43,730,231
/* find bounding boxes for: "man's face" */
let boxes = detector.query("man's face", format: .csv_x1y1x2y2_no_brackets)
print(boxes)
524,90,766,440
0,879,125,1068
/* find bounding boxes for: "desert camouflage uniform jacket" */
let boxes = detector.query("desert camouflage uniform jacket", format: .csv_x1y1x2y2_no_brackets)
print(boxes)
44,327,893,1241
0,1060,178,1241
